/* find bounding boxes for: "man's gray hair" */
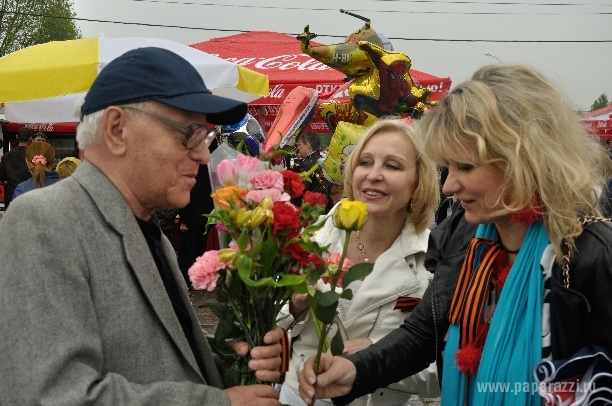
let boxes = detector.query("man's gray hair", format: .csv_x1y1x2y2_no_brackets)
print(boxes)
75,97,153,150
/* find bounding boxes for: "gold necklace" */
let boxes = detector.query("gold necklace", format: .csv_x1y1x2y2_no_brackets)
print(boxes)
355,231,369,263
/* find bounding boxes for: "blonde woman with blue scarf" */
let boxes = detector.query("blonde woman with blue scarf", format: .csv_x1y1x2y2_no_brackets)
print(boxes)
297,64,612,406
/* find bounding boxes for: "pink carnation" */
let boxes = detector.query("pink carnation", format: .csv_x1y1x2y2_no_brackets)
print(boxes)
249,170,284,191
324,252,354,288
188,250,225,291
325,252,354,273
245,188,290,204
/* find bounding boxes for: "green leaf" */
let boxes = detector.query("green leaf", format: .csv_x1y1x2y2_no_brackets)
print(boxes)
341,289,353,300
315,291,340,324
315,303,337,325
207,336,238,359
259,232,278,276
207,301,231,320
341,262,374,290
235,255,253,278
237,228,250,251
307,263,327,285
306,290,321,307
237,262,276,287
214,311,238,341
275,274,307,287
248,239,263,257
330,329,345,356
318,291,341,307
291,283,309,294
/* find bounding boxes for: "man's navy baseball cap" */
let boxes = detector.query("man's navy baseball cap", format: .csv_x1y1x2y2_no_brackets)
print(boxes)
80,47,247,125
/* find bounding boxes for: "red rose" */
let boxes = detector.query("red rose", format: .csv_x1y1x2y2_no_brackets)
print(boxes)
281,170,305,199
272,201,300,233
303,191,328,207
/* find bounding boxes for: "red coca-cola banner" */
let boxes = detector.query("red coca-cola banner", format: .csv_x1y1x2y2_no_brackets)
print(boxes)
2,121,78,133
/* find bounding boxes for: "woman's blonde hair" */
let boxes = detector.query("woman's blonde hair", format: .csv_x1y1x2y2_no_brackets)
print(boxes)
25,142,56,187
56,157,82,179
420,64,612,260
343,118,440,233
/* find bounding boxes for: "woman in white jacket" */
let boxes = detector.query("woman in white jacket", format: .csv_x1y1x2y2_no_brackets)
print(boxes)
278,118,441,406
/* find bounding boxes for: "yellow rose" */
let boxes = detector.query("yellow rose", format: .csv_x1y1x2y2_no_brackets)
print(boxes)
333,200,368,231
212,186,247,211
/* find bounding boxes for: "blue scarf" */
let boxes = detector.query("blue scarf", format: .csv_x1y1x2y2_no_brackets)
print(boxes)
442,221,549,405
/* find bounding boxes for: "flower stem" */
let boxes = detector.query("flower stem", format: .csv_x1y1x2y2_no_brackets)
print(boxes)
331,230,352,290
309,230,352,406
310,322,334,406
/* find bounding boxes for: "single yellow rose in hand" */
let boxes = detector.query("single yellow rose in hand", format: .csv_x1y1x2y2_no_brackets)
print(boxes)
212,186,247,211
334,200,368,231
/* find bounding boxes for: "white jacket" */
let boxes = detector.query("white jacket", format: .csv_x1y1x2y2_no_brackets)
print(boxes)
278,204,440,405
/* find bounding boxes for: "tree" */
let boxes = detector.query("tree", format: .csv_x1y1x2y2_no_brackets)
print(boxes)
591,94,610,112
0,0,81,57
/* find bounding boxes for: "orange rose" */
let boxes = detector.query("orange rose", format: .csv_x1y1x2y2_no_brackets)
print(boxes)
212,186,247,210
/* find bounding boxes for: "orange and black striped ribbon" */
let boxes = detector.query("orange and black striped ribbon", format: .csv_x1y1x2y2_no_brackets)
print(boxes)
448,237,500,346
394,296,421,312
277,327,290,373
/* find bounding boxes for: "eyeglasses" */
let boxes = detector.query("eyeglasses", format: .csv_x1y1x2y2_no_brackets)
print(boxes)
123,105,218,149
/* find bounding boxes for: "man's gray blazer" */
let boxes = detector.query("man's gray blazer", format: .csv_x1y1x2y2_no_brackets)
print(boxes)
0,161,230,405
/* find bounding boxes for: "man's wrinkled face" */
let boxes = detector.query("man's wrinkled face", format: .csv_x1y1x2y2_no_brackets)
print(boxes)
123,103,211,215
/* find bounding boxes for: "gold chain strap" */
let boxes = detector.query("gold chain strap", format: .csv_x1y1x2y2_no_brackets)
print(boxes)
562,216,610,288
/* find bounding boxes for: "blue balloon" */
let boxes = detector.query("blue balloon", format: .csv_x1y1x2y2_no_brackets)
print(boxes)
219,114,264,156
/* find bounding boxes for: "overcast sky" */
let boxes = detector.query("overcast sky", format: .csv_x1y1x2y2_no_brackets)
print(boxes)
72,0,611,111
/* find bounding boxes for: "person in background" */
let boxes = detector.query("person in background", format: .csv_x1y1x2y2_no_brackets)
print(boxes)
13,142,60,200
603,137,612,155
55,156,82,179
0,47,283,406
178,163,214,287
32,131,47,142
288,131,331,209
278,119,440,406
298,64,612,406
0,127,33,208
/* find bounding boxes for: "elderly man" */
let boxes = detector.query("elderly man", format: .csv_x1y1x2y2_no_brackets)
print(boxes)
0,48,282,406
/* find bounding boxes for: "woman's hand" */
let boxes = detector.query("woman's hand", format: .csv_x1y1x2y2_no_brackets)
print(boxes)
298,352,357,404
232,326,284,383
341,337,372,355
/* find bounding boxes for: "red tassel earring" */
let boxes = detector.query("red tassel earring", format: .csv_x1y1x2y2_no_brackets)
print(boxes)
510,195,542,225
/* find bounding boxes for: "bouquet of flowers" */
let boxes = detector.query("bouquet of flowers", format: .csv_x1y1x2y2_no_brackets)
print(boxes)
188,153,375,395
188,153,330,386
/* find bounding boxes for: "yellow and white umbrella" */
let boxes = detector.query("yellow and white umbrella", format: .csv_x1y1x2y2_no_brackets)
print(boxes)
0,37,269,123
